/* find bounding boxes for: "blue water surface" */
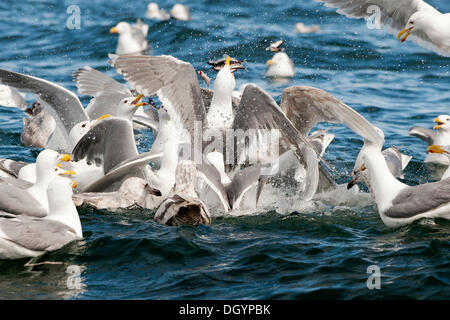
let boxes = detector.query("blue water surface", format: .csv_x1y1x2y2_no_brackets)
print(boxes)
0,0,449,299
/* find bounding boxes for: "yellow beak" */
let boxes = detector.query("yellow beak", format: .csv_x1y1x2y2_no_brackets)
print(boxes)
266,59,274,66
72,180,78,189
434,117,444,130
131,94,144,105
225,56,230,67
397,27,413,42
427,145,448,154
59,154,71,162
135,102,147,107
110,27,118,34
96,114,111,121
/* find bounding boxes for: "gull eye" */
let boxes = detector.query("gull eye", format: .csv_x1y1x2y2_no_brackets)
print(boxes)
124,100,128,104
82,124,86,128
410,21,414,24
54,168,58,172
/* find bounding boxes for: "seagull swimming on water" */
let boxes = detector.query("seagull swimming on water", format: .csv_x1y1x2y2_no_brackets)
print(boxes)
0,150,72,218
409,115,450,165
110,20,149,55
0,174,81,260
359,136,450,227
265,40,295,79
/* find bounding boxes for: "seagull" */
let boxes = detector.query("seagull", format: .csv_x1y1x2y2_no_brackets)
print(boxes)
110,20,149,55
265,40,295,78
315,0,450,56
146,3,171,21
348,142,412,191
71,105,180,197
0,175,82,260
0,150,72,217
155,160,211,226
170,4,190,21
359,137,450,227
409,115,450,165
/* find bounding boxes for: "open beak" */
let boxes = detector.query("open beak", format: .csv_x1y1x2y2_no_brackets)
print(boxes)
397,27,413,43
59,154,71,162
131,94,144,105
266,59,274,66
434,117,444,130
427,145,448,154
110,27,118,34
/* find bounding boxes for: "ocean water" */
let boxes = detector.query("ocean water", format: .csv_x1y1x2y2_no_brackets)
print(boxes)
0,0,449,299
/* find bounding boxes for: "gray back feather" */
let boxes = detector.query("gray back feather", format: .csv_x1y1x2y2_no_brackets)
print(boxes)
385,178,450,218
0,216,77,251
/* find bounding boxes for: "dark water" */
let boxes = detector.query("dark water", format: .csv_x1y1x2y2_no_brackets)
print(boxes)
0,0,449,299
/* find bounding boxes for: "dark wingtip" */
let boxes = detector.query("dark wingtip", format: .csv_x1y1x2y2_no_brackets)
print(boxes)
347,179,356,190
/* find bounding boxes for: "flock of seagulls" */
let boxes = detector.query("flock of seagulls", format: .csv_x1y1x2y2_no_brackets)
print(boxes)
0,0,448,260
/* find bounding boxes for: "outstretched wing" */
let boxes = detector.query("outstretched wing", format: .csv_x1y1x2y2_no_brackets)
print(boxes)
315,0,445,55
281,86,383,145
0,69,88,142
233,84,320,200
109,54,206,143
72,117,138,174
73,66,132,119
408,126,436,145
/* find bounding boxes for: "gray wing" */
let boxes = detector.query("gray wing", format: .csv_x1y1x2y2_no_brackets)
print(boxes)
72,117,138,174
0,159,29,178
196,161,231,212
233,84,320,200
0,69,89,143
385,178,450,218
408,126,436,145
315,0,441,52
73,66,132,119
382,147,405,178
317,164,338,193
227,165,261,210
0,183,47,217
0,216,77,252
83,152,163,192
109,54,207,141
281,86,383,145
